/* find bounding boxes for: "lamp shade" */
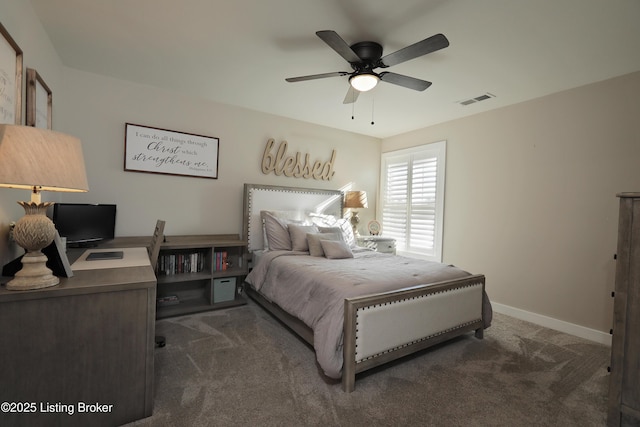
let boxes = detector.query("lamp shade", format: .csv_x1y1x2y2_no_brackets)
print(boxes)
0,125,89,193
344,190,368,209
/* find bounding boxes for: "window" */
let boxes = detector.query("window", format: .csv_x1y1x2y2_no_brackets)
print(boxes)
380,141,446,261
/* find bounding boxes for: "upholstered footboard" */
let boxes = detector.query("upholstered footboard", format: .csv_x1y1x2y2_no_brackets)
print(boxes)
342,274,486,392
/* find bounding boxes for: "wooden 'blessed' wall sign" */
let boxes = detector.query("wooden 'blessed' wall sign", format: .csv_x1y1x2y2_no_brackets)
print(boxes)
261,139,336,180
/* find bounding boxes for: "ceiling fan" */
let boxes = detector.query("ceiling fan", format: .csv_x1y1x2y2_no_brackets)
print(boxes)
285,30,449,104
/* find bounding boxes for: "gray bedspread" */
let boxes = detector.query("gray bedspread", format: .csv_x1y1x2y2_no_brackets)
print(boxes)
245,250,491,379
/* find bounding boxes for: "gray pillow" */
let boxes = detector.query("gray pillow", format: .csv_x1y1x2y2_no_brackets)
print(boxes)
288,224,318,251
320,239,354,259
261,211,292,251
307,232,340,257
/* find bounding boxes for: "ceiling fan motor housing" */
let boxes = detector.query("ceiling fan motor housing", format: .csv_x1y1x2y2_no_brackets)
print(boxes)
350,41,383,70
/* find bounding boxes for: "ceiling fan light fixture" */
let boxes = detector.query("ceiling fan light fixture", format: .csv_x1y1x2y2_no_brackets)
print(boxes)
350,73,379,92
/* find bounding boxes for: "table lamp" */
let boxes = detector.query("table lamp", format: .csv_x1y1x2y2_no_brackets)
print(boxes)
344,190,368,236
0,125,89,290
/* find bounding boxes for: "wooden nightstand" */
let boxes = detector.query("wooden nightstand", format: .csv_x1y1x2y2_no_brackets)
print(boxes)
357,236,396,254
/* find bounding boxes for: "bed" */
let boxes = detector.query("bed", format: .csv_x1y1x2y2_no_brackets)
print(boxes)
242,183,491,392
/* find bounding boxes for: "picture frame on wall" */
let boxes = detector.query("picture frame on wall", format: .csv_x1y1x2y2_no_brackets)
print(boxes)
26,68,52,129
124,123,220,179
0,22,23,125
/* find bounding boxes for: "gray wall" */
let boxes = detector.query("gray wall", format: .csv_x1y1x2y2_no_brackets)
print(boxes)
382,71,640,337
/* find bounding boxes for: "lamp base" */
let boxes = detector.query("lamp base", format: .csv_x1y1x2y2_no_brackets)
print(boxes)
7,200,60,291
6,250,59,290
350,211,361,237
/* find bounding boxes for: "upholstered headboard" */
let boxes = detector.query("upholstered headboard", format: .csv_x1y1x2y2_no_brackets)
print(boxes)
242,183,344,252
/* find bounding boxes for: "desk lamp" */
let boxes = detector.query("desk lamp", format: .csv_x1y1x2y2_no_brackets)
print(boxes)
344,190,368,237
0,125,89,290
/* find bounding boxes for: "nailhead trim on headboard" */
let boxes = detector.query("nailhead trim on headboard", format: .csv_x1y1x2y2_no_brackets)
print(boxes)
245,184,344,252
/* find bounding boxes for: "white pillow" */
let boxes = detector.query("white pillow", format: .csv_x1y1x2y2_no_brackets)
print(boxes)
319,218,357,248
320,239,354,259
310,213,338,227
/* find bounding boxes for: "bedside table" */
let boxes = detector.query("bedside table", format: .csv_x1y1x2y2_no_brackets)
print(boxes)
357,236,396,254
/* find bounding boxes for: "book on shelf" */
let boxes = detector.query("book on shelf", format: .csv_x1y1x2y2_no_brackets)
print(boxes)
157,251,206,276
213,251,229,272
157,295,180,306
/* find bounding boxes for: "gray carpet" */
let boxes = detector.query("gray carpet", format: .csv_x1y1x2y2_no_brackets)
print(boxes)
127,300,610,427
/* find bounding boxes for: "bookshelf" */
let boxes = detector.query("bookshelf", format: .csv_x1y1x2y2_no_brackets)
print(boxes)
153,234,248,319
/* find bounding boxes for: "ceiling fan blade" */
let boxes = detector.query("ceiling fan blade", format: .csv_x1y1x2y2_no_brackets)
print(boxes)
379,72,432,91
380,33,449,68
286,71,349,83
343,86,360,104
316,30,362,64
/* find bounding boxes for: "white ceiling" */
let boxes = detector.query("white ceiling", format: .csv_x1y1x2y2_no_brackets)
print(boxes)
29,0,640,139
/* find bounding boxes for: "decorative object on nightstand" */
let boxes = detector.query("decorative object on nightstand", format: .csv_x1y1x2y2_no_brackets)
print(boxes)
367,219,381,236
0,125,89,290
344,190,368,236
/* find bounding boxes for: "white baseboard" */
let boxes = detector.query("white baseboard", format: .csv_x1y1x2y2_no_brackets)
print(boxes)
491,302,612,346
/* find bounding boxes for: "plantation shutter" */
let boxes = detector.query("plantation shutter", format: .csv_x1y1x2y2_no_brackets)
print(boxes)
380,141,446,261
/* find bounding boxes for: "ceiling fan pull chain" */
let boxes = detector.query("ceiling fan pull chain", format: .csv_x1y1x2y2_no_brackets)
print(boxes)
352,96,355,120
371,96,375,125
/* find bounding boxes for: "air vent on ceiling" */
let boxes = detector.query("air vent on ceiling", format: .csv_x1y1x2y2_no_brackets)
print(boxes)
458,93,495,106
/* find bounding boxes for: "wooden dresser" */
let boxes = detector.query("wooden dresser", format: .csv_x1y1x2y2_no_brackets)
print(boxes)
0,249,156,427
608,192,640,426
